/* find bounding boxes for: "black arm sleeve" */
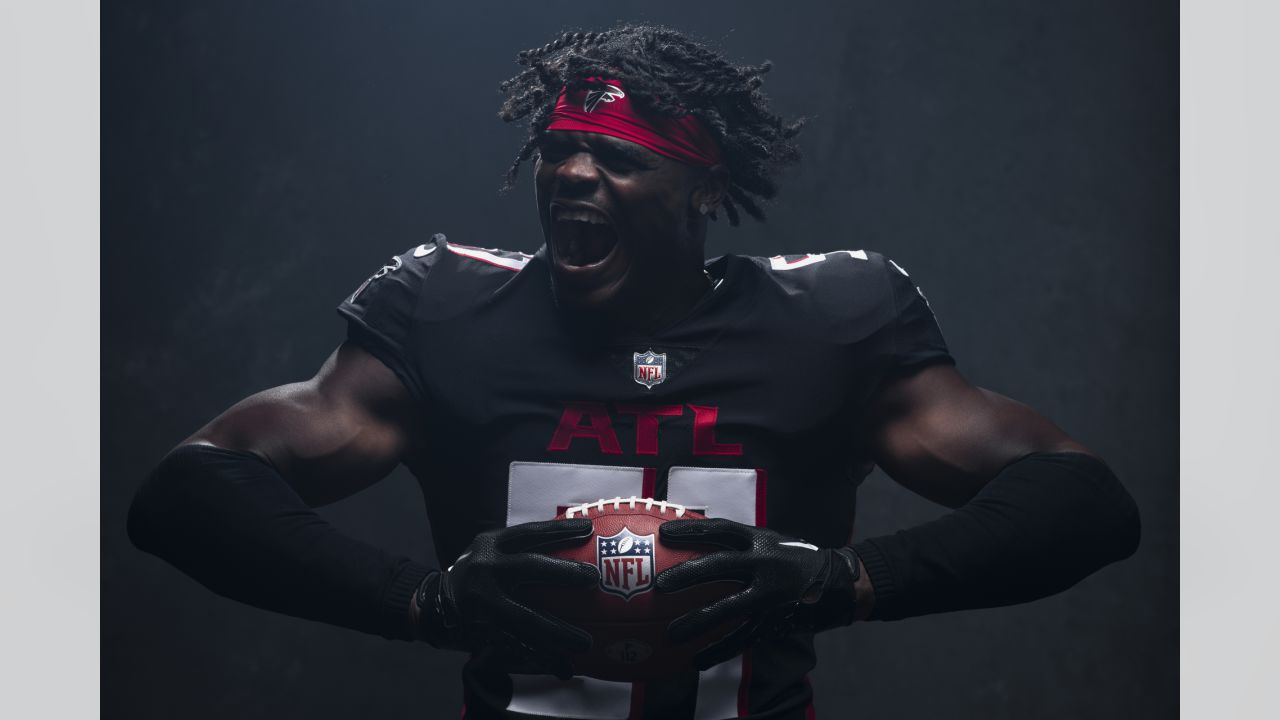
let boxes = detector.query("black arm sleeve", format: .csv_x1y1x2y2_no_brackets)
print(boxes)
851,452,1141,621
127,444,433,640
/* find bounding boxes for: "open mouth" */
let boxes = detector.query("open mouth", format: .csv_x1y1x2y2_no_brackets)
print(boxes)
550,204,618,268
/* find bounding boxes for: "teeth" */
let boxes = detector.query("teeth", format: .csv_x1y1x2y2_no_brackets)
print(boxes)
554,207,610,225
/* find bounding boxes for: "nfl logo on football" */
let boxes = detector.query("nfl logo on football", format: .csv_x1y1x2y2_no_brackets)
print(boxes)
633,349,667,389
597,528,656,600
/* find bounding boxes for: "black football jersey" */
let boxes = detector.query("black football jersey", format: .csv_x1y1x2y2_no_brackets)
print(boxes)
338,235,953,720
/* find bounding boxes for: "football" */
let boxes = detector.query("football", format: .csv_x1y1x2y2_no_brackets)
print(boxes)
524,496,743,681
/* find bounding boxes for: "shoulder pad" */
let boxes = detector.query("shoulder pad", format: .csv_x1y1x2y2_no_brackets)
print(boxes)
747,249,891,338
415,237,533,319
341,232,535,327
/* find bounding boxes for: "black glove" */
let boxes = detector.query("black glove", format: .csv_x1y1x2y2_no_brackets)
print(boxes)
414,519,599,679
655,518,860,670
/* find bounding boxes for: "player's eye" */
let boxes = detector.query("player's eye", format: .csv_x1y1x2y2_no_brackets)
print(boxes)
601,153,637,171
597,147,647,173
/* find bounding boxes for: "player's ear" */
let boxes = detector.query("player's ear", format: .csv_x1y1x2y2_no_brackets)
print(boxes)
690,165,729,217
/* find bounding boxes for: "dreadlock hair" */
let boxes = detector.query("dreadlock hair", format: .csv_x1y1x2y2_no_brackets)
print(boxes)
498,23,805,227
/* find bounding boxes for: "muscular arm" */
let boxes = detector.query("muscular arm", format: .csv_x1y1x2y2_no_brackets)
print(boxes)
186,341,423,505
849,363,1140,620
867,364,1090,508
127,342,433,639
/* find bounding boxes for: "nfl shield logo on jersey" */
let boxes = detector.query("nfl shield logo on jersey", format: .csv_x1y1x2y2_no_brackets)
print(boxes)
633,349,667,389
597,528,656,600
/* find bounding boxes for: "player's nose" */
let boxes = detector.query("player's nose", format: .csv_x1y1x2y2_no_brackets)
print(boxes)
556,151,601,188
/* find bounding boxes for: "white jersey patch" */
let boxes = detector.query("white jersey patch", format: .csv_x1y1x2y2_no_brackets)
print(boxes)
446,243,531,272
769,250,867,270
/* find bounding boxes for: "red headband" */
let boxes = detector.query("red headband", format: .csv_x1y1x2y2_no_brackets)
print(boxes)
545,79,724,167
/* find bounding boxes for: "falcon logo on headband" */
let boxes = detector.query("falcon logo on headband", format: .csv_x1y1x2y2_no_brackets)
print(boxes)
583,84,626,113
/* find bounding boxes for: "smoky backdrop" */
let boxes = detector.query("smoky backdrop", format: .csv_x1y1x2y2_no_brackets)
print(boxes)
102,1,1176,717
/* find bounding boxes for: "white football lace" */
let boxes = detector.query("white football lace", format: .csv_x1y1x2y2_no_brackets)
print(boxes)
564,496,686,518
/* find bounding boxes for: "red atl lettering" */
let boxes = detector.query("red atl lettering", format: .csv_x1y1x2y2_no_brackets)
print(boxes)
547,402,623,455
689,404,744,456
547,402,742,457
616,404,684,455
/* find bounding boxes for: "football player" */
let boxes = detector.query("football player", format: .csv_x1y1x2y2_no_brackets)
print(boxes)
128,23,1140,719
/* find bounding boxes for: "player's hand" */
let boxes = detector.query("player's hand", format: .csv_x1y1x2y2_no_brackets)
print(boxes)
414,519,599,679
655,519,859,670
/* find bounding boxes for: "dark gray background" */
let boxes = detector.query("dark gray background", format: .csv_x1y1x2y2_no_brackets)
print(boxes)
102,1,1176,717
